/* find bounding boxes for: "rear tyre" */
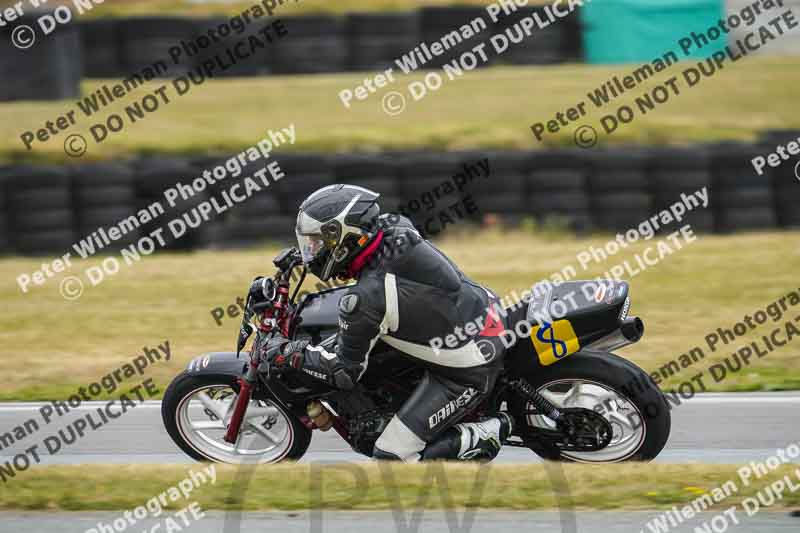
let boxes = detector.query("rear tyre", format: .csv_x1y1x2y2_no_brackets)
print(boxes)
507,351,670,462
162,372,311,464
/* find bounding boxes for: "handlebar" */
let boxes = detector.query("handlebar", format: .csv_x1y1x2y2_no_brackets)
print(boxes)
235,247,303,359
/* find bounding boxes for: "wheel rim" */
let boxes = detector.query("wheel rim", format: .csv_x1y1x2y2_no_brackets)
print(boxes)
524,379,646,462
176,384,294,464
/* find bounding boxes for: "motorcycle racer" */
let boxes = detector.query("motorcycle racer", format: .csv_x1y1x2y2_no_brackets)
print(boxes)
264,184,513,462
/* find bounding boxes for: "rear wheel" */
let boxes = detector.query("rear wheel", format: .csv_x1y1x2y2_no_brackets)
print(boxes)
162,372,311,464
507,351,670,462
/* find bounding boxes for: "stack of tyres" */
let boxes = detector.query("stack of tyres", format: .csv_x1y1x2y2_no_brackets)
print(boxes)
586,150,652,232
274,154,334,212
216,156,290,246
772,164,800,228
267,154,333,240
332,154,402,211
346,12,421,71
80,19,124,78
186,155,235,248
459,151,527,219
72,162,140,251
134,158,209,250
396,152,473,238
490,7,573,65
758,130,800,228
119,17,198,77
526,150,592,231
647,148,714,233
418,7,490,69
561,7,584,61
5,166,76,255
270,16,348,74
190,17,273,77
0,14,82,102
710,144,777,232
757,129,800,147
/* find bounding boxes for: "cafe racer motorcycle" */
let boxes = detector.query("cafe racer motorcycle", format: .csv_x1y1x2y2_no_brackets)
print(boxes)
162,248,670,464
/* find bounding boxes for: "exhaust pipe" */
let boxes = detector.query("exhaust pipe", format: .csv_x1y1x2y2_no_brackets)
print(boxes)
586,317,645,352
620,317,644,343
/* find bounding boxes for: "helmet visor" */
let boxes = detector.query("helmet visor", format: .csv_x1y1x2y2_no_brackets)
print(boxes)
296,230,326,264
296,211,328,264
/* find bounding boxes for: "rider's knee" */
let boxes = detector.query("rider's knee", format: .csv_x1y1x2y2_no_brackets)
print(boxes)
372,445,404,461
373,416,426,462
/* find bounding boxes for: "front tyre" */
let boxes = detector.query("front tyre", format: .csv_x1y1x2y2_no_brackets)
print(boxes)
162,372,311,464
507,351,670,462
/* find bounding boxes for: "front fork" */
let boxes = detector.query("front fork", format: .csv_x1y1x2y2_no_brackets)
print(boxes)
223,365,258,444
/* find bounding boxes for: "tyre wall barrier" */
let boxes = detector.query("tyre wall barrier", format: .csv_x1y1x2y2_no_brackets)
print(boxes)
0,141,797,256
759,130,800,229
63,6,583,85
0,14,82,102
347,13,421,72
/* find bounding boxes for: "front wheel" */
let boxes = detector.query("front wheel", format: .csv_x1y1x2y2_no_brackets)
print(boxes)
162,372,311,464
507,351,670,462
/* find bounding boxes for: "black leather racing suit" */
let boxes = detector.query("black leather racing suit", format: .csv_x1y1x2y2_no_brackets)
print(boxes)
286,214,507,461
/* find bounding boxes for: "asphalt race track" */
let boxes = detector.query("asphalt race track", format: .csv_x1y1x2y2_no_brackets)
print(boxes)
1,510,799,533
1,392,798,465
1,393,799,533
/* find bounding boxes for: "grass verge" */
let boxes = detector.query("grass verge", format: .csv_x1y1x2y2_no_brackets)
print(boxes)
1,463,799,511
2,58,799,163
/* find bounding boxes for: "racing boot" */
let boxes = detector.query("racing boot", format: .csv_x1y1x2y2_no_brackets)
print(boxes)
421,413,514,461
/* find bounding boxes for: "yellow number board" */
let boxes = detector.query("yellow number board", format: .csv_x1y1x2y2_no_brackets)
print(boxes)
531,320,581,366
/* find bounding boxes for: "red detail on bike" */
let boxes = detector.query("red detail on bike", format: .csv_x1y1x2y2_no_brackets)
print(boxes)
224,378,252,444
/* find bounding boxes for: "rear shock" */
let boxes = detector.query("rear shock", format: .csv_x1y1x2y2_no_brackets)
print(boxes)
505,378,562,421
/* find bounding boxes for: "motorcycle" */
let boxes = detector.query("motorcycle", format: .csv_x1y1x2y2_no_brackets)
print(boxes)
162,247,670,464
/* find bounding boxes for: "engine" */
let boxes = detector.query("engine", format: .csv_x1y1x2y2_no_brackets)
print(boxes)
345,409,394,456
327,384,402,456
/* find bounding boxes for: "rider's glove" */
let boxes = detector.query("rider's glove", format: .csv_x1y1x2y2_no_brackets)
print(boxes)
279,340,309,370
262,336,307,371
261,336,288,368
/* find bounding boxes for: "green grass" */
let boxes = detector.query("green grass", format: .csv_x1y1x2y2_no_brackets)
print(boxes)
2,463,799,511
2,58,799,163
0,229,798,400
